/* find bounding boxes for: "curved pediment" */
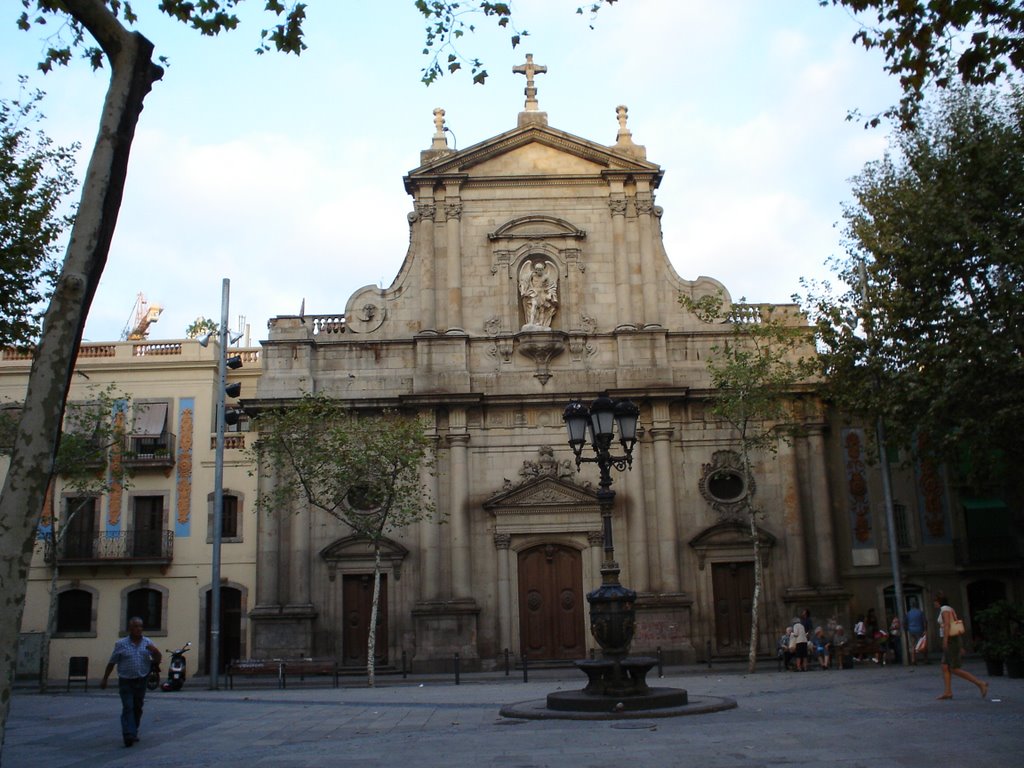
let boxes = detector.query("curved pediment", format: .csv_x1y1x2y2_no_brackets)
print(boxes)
688,520,777,571
488,214,585,241
320,535,409,580
689,520,776,549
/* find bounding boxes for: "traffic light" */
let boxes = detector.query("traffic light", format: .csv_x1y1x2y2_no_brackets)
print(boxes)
225,355,243,400
224,355,243,421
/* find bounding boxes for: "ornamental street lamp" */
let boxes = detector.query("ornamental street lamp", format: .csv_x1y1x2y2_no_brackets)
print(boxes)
560,394,655,700
551,396,689,713
563,395,638,597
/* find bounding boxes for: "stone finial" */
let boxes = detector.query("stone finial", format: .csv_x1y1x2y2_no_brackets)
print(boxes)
611,104,646,159
421,107,454,163
431,107,449,150
616,105,630,137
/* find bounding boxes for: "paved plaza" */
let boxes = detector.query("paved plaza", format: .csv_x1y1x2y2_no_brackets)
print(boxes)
4,660,1022,767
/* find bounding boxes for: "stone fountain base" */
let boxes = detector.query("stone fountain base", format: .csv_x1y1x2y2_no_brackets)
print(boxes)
499,654,737,720
546,685,689,712
499,693,736,721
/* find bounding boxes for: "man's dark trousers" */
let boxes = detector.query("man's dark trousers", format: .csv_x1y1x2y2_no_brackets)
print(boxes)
118,677,147,741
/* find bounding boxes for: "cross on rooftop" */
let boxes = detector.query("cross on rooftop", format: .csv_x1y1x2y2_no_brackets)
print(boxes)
513,54,547,112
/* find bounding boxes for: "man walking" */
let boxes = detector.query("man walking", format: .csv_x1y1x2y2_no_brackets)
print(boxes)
100,617,162,747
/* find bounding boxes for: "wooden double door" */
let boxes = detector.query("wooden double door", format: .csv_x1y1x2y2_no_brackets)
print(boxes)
712,561,755,654
342,574,388,666
518,544,586,661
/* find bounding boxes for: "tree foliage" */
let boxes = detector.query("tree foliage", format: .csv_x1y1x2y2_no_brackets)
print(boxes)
415,0,617,84
416,1,519,84
253,396,435,536
185,316,219,339
0,83,78,348
824,0,1024,127
681,293,817,672
801,83,1024,494
17,0,310,71
252,395,435,685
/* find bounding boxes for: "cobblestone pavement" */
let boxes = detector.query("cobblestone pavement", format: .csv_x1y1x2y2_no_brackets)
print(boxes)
4,660,1022,768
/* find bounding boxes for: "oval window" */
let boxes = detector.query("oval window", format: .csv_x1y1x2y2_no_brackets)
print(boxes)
707,470,745,502
346,484,385,511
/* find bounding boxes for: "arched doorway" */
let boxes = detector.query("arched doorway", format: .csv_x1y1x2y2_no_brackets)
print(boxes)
204,586,242,675
517,543,585,661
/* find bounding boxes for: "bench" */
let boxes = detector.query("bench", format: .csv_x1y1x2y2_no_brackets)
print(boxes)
282,658,339,688
226,658,340,689
226,659,284,689
835,636,888,668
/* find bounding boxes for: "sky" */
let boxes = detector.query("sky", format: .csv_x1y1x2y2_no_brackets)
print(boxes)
1,1,901,343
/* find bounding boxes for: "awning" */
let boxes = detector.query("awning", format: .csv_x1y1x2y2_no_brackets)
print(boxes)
961,498,1008,511
132,402,167,437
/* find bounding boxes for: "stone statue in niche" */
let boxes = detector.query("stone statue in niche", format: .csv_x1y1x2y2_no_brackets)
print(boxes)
518,259,559,330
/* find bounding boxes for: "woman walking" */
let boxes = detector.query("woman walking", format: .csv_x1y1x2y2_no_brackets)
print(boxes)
934,592,988,700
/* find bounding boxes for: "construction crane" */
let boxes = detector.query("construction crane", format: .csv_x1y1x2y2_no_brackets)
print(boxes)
121,293,163,341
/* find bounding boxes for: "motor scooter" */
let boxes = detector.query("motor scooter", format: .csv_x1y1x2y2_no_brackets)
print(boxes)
160,641,192,692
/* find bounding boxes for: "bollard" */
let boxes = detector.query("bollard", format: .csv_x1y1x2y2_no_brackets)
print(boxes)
706,639,713,669
454,652,460,685
401,650,408,679
522,652,528,683
657,646,664,678
504,648,510,676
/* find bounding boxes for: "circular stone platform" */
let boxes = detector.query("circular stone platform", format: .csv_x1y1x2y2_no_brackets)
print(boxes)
547,686,689,712
499,693,737,721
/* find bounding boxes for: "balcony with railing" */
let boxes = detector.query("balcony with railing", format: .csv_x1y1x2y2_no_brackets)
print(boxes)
47,530,174,565
124,433,176,470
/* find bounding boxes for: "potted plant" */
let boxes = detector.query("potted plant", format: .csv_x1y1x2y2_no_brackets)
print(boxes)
976,638,1007,676
1005,628,1024,679
976,600,1024,678
975,600,1014,677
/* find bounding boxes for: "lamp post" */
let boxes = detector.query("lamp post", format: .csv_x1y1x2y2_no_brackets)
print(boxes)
857,260,908,666
207,278,228,689
197,281,244,689
563,394,640,686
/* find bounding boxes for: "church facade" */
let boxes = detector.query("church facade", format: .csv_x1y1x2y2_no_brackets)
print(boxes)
6,64,1019,681
248,64,847,670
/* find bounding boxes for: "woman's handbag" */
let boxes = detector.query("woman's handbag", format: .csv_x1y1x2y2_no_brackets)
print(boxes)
948,609,966,637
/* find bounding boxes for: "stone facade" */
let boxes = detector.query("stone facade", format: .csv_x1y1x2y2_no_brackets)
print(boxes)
249,76,846,671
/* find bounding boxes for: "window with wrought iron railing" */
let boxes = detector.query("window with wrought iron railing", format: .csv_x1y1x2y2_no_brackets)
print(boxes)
893,502,912,549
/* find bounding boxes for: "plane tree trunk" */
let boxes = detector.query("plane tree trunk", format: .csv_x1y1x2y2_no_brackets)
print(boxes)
367,547,383,688
0,2,162,748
